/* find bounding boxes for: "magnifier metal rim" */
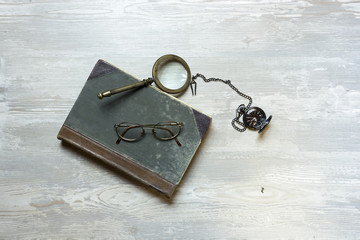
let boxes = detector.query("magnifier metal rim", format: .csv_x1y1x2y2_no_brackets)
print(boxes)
152,54,191,95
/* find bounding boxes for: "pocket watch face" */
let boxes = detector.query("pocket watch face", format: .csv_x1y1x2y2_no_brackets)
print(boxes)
243,107,267,130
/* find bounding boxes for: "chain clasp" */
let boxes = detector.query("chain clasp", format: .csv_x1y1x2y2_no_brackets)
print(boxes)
190,76,197,96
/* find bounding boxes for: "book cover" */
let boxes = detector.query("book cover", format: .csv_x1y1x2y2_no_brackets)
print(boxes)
57,60,211,198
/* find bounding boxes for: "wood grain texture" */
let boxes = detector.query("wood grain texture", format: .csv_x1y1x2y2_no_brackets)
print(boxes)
1,0,360,239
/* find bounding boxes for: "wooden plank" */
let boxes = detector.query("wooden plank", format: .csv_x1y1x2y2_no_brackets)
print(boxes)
1,0,360,239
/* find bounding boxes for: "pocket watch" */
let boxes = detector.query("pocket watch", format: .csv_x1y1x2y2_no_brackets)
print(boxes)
191,74,272,133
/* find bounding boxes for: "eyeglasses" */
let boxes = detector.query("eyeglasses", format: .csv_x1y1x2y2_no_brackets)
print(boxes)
114,121,183,146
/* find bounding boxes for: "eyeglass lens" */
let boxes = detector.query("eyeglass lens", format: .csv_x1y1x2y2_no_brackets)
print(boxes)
115,124,144,142
153,123,181,140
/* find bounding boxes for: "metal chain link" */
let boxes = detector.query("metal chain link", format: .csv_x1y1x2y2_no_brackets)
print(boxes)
231,105,247,132
191,73,253,132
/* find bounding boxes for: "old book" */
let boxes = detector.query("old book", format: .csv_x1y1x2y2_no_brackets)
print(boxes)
57,59,211,198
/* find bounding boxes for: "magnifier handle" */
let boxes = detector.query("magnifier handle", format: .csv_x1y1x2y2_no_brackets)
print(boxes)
97,78,153,99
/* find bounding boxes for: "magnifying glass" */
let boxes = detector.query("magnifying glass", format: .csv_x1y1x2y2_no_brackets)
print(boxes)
97,54,191,99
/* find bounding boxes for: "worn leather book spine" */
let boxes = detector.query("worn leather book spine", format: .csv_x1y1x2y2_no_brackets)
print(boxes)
58,125,177,198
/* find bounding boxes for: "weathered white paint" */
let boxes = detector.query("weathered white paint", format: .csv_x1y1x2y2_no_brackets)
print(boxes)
1,0,360,239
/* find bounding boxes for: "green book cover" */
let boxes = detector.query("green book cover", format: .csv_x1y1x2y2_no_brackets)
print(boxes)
57,59,211,198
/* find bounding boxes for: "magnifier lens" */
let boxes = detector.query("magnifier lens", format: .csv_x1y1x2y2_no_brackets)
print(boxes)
157,60,188,90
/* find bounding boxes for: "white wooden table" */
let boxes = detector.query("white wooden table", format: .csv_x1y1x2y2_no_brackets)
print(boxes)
1,1,360,239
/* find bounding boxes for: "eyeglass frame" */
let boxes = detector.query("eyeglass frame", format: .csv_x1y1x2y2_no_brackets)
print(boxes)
114,121,183,146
